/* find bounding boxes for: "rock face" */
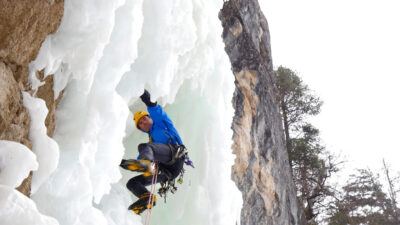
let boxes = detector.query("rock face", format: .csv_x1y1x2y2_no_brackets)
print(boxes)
0,0,64,196
219,0,305,224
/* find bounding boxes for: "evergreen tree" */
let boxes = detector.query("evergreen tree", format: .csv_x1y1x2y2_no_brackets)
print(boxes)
275,66,340,223
327,169,397,225
291,124,339,222
382,160,400,223
275,66,322,163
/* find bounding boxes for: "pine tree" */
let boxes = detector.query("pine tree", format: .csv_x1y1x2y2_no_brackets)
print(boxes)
275,66,341,222
275,66,322,165
327,169,397,225
382,160,400,223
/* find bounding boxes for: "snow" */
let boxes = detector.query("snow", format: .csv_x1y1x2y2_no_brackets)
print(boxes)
0,185,59,225
0,140,38,188
1,0,242,224
22,92,60,194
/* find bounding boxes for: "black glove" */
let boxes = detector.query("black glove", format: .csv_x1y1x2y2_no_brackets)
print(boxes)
120,159,127,168
140,89,157,107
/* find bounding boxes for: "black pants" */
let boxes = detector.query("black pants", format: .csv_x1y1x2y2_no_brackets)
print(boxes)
126,143,184,198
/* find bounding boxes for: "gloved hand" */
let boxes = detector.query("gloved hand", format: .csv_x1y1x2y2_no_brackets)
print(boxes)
140,89,157,107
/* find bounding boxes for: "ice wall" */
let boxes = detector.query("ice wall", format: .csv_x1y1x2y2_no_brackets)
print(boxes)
4,0,243,225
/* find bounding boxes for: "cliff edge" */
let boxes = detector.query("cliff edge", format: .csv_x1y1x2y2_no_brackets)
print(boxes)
219,0,305,224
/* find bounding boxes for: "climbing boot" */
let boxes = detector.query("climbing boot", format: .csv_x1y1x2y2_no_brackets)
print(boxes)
120,159,154,176
128,193,157,215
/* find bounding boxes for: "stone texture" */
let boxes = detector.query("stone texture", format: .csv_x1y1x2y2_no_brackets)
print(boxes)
0,61,31,148
0,0,64,66
0,0,64,197
219,0,305,224
36,71,64,137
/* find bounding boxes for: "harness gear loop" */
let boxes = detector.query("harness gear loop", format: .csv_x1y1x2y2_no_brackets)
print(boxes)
157,145,194,203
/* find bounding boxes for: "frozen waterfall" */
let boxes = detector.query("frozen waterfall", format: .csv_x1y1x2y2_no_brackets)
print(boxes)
0,0,242,225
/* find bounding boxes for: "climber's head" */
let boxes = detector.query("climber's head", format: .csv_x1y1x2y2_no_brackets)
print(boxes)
134,111,153,132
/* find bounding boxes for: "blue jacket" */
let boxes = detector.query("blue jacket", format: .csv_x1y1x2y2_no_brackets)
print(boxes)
145,105,183,145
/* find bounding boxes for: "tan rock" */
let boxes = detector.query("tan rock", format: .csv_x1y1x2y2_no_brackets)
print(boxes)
0,0,64,197
0,61,31,147
36,71,64,137
0,0,64,65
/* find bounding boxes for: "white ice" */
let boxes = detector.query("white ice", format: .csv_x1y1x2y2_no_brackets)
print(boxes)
0,185,59,225
22,92,60,194
0,140,38,188
2,0,243,224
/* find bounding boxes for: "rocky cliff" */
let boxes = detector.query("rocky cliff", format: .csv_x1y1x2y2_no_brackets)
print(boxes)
219,0,305,224
0,0,64,196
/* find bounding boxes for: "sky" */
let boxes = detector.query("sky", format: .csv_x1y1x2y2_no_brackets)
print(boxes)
259,0,400,181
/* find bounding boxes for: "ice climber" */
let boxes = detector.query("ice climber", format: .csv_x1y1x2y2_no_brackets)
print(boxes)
120,90,192,215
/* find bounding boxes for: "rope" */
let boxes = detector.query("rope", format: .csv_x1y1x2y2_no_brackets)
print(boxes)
144,164,158,225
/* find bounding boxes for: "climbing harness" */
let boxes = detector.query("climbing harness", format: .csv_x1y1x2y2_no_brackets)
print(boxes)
145,164,159,225
157,145,195,203
164,144,188,165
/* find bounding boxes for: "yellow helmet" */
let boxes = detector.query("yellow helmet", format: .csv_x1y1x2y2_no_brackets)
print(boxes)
133,111,150,128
